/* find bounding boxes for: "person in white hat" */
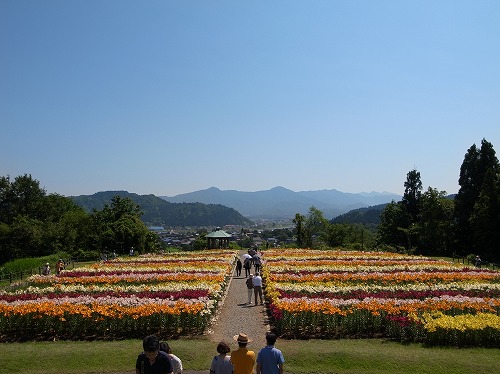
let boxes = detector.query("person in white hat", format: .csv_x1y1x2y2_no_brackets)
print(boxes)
42,262,50,275
231,333,255,374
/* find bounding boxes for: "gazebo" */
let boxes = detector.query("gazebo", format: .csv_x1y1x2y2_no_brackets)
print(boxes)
206,228,232,249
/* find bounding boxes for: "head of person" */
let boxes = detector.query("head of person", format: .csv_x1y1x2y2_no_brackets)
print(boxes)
143,335,160,360
159,341,171,354
233,332,252,348
217,341,231,355
249,274,254,278
255,272,259,276
265,332,277,346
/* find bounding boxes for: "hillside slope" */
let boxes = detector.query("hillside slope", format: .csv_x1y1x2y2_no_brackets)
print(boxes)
71,191,253,227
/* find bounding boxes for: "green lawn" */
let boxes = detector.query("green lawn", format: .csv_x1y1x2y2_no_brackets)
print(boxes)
0,338,498,374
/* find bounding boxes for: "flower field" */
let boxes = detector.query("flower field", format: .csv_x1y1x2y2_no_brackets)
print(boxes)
0,250,237,341
262,249,500,347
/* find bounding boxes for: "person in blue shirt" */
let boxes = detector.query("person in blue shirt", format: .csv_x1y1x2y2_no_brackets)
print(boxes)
256,332,284,374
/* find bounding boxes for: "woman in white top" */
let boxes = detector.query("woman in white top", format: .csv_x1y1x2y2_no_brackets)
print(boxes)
210,341,233,374
160,341,183,374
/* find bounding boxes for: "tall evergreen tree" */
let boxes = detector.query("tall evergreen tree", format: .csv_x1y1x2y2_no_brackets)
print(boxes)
454,139,499,256
401,169,422,224
293,213,305,248
470,168,500,260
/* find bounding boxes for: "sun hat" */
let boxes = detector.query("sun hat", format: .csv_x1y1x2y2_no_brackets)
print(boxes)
233,332,252,343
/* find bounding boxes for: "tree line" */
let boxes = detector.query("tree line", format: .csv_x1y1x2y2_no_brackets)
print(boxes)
0,176,161,265
294,139,499,262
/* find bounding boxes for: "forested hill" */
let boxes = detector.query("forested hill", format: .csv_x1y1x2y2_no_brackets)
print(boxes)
331,204,388,225
71,191,253,227
332,194,457,226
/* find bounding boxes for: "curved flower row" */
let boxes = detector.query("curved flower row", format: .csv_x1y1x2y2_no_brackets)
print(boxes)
263,248,500,347
0,250,238,341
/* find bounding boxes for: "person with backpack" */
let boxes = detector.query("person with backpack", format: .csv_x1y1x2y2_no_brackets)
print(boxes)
243,258,251,277
246,274,254,304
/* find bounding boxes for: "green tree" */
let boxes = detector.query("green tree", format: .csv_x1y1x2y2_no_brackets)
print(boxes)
293,213,305,247
304,207,329,248
470,168,500,260
376,201,409,250
454,139,499,256
90,196,149,254
401,169,422,224
417,188,454,255
323,223,349,247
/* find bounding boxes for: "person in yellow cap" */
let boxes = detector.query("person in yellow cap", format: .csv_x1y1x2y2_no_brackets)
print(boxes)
230,333,255,374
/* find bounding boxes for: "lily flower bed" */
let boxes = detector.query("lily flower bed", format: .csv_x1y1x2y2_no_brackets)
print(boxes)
262,249,500,347
0,250,237,341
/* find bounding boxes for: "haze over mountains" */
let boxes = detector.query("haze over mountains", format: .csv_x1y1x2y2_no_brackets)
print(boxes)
161,186,401,219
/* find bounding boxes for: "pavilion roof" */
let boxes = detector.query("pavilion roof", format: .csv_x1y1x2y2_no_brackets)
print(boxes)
205,230,232,238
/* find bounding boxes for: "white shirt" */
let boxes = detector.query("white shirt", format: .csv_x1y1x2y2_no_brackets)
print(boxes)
168,353,183,374
252,275,262,287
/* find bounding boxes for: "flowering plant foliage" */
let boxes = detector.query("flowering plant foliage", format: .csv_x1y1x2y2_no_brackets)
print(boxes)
0,250,237,341
263,248,500,347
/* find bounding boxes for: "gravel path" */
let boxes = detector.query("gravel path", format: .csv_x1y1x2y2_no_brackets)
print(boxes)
188,249,271,373
206,250,271,348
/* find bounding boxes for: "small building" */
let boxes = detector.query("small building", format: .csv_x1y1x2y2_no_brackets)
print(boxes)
206,228,232,249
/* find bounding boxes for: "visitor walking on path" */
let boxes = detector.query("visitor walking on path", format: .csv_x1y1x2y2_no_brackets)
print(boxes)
246,274,254,304
208,250,269,349
236,259,242,276
252,273,263,305
243,258,251,277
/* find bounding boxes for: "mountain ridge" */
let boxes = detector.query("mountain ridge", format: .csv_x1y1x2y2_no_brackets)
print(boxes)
160,186,401,219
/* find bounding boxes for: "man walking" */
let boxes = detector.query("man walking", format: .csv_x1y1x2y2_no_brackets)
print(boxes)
246,274,254,304
231,332,256,374
252,272,263,305
256,332,284,374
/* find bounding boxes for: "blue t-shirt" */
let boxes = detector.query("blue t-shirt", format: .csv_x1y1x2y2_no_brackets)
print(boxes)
136,351,173,374
256,346,284,374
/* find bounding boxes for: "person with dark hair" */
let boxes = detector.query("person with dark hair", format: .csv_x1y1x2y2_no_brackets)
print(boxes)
231,332,255,374
136,335,174,374
56,259,65,275
210,341,233,374
160,341,183,374
243,258,251,277
236,259,242,277
252,272,263,305
245,274,254,305
256,332,284,374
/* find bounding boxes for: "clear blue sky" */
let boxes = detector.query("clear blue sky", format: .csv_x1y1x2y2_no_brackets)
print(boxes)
1,1,499,197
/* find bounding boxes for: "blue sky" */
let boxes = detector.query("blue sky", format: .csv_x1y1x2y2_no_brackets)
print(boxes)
1,1,499,197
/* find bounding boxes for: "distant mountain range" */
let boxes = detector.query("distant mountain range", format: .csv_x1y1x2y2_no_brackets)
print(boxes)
161,186,401,219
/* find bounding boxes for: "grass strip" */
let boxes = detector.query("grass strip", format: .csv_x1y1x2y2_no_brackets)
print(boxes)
0,338,498,374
